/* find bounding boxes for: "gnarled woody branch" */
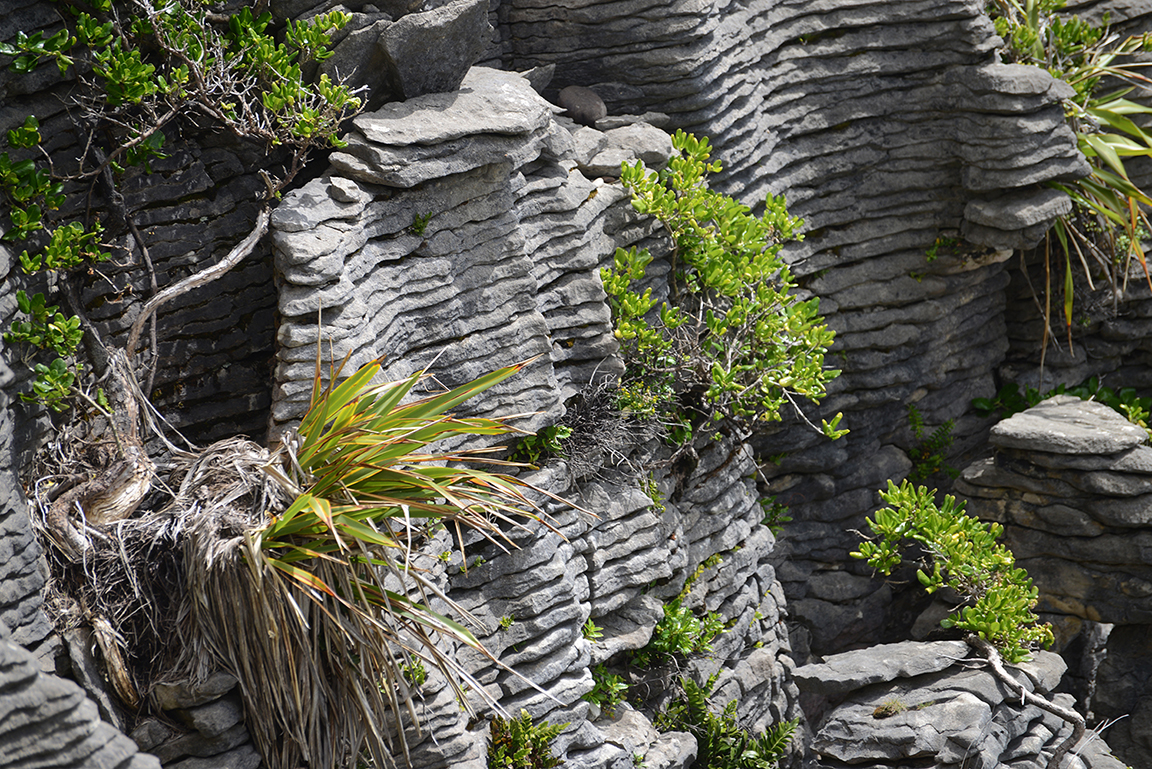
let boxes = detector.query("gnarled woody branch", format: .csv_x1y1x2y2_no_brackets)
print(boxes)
125,206,270,362
969,635,1085,769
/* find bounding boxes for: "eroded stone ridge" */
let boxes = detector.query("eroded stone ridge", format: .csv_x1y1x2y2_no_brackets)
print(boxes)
0,635,161,769
797,641,1122,769
956,397,1152,766
483,0,1091,658
270,66,670,434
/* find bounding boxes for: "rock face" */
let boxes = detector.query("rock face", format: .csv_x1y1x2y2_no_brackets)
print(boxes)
957,396,1152,625
480,0,1091,658
0,363,50,653
0,632,160,769
796,640,1124,769
1,0,1145,767
414,438,802,769
955,395,1152,766
267,0,1094,664
270,66,640,435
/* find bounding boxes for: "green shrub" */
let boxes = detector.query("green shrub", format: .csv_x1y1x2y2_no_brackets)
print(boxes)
602,130,845,445
852,480,1054,663
0,0,361,407
582,618,604,642
656,674,796,769
633,598,725,667
583,665,629,716
488,710,566,769
198,356,559,768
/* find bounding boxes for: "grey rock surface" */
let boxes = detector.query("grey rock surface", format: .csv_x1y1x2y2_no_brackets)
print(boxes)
353,67,554,146
794,640,970,697
796,640,1115,769
0,635,160,769
990,394,1149,454
377,0,492,101
5,0,1147,767
152,672,239,711
956,392,1152,767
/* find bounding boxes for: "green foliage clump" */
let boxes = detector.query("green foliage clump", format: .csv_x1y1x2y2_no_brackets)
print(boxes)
634,552,726,666
410,211,433,235
602,130,845,445
509,424,574,466
633,598,725,667
3,290,85,411
583,665,629,716
224,357,556,767
905,404,957,482
401,660,427,688
0,1,359,151
488,710,566,769
852,480,1055,663
924,234,959,263
0,113,100,410
0,0,361,408
582,618,603,642
759,496,792,535
656,674,796,769
641,473,665,513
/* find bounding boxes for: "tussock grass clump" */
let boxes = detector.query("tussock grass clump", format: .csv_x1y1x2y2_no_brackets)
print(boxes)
34,356,567,769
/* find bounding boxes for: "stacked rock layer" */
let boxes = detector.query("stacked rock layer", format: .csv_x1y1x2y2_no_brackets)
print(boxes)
956,395,1152,766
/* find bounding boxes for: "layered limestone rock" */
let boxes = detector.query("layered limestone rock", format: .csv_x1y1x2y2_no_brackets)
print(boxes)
955,395,1152,766
269,66,662,433
0,633,160,769
0,358,50,653
957,396,1152,626
481,0,1091,657
0,0,1134,767
269,63,800,769
357,437,802,769
796,640,1124,768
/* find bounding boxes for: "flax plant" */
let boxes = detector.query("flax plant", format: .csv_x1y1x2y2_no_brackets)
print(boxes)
988,0,1152,361
185,355,560,769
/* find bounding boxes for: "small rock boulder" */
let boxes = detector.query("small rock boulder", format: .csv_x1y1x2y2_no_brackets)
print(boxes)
378,0,492,103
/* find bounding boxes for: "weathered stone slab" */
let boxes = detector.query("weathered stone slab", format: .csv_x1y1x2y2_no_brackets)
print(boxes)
814,691,993,763
377,0,491,100
793,640,970,697
354,67,554,146
991,395,1148,454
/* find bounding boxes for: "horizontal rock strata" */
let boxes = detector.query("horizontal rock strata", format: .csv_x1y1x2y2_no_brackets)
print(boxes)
487,0,1090,656
796,640,1123,769
271,66,648,434
955,395,1152,767
0,634,160,769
